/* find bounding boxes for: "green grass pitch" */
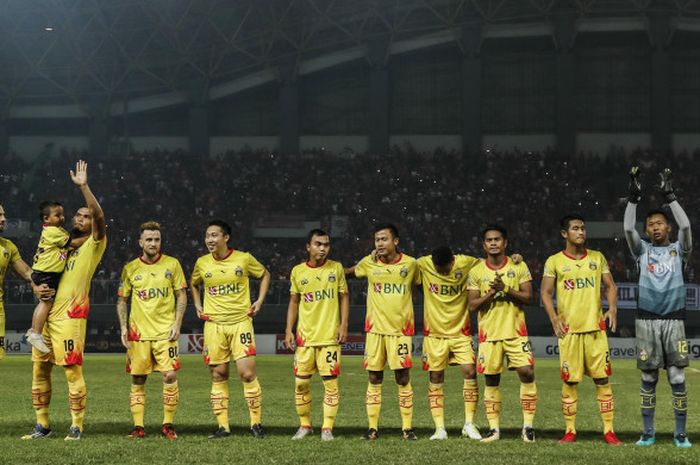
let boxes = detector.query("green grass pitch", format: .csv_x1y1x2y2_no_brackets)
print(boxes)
0,355,698,464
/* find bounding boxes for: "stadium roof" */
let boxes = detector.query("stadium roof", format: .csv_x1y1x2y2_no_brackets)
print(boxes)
2,0,700,114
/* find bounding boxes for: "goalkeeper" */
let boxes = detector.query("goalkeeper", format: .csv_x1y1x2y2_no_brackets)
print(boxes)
624,167,692,449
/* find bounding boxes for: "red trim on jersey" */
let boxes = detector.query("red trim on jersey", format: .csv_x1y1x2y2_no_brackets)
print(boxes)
213,248,234,261
305,259,327,268
562,249,588,261
485,256,509,270
139,253,162,264
379,252,403,265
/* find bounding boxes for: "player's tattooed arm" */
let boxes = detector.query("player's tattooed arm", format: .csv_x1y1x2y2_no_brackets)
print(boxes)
344,265,356,277
601,272,618,333
249,267,271,317
116,296,130,349
190,280,205,319
169,288,187,341
285,293,300,350
540,276,566,338
337,290,350,344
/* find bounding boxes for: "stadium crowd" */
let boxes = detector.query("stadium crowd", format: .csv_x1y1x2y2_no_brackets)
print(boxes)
1,145,699,306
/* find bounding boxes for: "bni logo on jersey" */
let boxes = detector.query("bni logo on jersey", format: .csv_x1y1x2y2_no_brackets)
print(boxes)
563,277,595,290
373,283,407,294
303,289,336,302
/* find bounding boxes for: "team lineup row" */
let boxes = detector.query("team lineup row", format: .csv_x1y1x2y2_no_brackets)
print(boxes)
0,162,691,448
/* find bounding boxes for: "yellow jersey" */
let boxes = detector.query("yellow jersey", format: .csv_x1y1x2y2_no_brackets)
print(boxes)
354,253,420,336
467,257,532,342
0,237,21,313
33,225,70,273
543,249,610,334
418,254,480,338
118,254,187,341
50,234,107,321
290,259,348,346
191,249,266,325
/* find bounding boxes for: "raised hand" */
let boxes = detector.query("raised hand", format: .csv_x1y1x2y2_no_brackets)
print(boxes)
70,160,88,187
628,166,641,203
658,168,676,203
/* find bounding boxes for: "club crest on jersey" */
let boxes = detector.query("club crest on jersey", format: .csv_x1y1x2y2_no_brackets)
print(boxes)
399,266,408,278
2,251,8,258
205,272,212,278
507,269,516,278
589,261,597,270
454,270,463,280
328,272,336,282
134,275,143,281
670,249,678,257
639,349,648,362
165,269,172,279
235,266,243,276
301,278,309,285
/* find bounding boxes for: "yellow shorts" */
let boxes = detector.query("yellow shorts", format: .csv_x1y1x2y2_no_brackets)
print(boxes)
32,318,86,366
363,333,413,371
421,336,475,372
126,339,180,375
294,345,341,377
203,319,256,365
477,336,533,375
0,311,5,360
559,330,611,383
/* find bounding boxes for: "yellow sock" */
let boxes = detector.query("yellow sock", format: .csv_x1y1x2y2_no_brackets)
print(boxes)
163,381,179,425
65,365,87,431
130,384,146,427
294,377,312,428
484,386,501,430
32,362,52,428
463,379,478,424
596,383,614,433
322,378,339,430
210,381,230,431
398,382,414,430
243,378,262,426
366,383,382,429
520,382,537,428
562,383,578,434
428,383,445,429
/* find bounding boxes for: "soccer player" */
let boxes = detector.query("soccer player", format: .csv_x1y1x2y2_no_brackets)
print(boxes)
541,214,621,445
116,221,187,440
625,167,692,448
191,220,271,439
284,229,349,441
418,246,482,441
26,201,89,353
23,160,107,441
346,224,420,440
467,226,536,443
1,204,47,360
